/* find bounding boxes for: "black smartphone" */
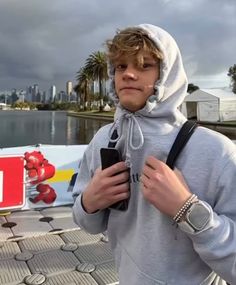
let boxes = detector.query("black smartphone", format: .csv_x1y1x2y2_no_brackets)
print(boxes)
100,148,121,170
100,148,129,211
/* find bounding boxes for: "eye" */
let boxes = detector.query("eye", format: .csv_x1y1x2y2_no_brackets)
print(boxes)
115,64,127,70
142,62,156,69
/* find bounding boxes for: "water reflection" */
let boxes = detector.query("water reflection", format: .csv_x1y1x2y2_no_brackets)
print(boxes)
75,118,109,145
0,110,235,148
0,110,110,147
50,111,55,143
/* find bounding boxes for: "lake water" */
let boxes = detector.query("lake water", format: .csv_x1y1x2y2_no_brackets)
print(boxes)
0,110,110,148
1,110,235,148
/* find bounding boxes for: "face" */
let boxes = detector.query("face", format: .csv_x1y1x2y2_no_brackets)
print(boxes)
114,51,160,112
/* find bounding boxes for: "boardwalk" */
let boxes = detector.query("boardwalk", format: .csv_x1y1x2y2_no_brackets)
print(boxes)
0,205,118,285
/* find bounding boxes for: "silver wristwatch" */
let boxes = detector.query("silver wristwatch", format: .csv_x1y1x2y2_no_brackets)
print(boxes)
178,201,211,233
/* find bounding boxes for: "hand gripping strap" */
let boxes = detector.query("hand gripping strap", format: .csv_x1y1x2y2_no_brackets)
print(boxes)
166,120,198,170
108,121,197,170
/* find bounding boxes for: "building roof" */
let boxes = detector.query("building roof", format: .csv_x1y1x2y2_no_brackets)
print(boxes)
185,88,236,102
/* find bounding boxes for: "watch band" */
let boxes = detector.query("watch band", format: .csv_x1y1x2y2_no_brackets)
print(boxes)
178,201,211,233
173,194,198,223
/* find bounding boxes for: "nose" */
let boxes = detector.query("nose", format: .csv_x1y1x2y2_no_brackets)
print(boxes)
122,65,138,80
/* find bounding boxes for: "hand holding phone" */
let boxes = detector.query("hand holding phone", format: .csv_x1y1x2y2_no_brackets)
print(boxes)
100,148,129,211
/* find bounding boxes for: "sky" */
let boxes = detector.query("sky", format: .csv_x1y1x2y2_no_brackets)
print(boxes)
0,0,235,93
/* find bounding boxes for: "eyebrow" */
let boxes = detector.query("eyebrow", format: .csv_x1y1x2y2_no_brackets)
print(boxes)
115,56,156,62
142,57,156,61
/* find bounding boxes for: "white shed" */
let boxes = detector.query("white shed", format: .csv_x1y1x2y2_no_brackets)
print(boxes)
0,103,7,110
181,89,236,122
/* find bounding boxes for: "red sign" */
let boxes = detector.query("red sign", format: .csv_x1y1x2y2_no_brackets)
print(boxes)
0,156,25,210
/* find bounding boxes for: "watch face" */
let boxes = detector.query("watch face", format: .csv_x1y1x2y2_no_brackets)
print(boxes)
187,202,210,231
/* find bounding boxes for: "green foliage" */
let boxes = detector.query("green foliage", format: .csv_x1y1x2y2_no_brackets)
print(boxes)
11,93,19,103
0,94,5,102
75,51,108,112
187,83,199,94
36,102,80,111
74,67,91,111
12,101,29,109
228,64,236,94
84,51,108,81
11,101,36,110
28,102,37,110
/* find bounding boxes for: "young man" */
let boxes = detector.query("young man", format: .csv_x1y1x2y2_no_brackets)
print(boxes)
73,24,236,285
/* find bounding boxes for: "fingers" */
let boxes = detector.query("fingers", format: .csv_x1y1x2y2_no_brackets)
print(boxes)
142,164,153,179
141,156,188,192
142,156,163,182
108,182,130,205
145,156,162,169
83,162,130,212
140,172,152,189
113,191,130,203
99,162,129,188
144,156,168,174
111,170,130,184
110,182,130,195
103,161,128,177
104,184,130,207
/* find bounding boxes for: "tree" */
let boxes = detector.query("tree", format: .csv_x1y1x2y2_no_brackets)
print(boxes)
11,92,19,103
187,83,199,94
84,51,108,111
74,67,91,111
228,64,236,94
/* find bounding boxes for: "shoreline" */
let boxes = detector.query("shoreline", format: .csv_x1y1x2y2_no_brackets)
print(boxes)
67,110,114,121
67,110,236,127
67,111,236,139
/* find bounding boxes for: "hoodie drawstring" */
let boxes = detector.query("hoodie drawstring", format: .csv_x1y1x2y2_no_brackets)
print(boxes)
108,112,144,167
127,114,144,150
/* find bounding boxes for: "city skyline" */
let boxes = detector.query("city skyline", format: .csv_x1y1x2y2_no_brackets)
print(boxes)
0,80,77,106
0,81,74,95
0,1,235,91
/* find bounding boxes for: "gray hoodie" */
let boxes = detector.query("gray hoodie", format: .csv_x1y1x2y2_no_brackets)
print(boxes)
73,24,236,285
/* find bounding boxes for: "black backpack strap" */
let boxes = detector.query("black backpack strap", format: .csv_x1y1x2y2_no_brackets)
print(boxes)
166,120,198,169
108,129,118,148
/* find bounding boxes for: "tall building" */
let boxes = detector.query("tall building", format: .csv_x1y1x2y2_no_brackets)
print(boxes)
50,85,56,102
66,81,73,97
58,91,67,102
19,90,26,102
32,84,39,102
26,86,33,102
42,91,47,103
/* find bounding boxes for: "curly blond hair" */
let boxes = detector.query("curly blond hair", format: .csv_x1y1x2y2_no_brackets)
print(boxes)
106,27,163,67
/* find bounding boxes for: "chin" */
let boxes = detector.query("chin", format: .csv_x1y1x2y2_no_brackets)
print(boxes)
120,99,144,111
122,104,139,112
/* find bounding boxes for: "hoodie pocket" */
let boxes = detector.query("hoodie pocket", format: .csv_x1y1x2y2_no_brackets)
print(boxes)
118,245,167,285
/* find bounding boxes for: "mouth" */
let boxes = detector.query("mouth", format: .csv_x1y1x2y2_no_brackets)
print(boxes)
120,87,141,91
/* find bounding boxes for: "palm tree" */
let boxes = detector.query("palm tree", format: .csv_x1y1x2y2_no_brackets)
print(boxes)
74,67,91,111
73,82,83,108
228,64,236,94
84,51,108,111
187,83,199,94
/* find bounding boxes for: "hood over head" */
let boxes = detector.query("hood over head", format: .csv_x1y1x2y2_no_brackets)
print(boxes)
108,23,188,118
106,24,187,167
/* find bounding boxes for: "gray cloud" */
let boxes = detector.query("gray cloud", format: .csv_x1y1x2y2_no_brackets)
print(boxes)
0,0,235,92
